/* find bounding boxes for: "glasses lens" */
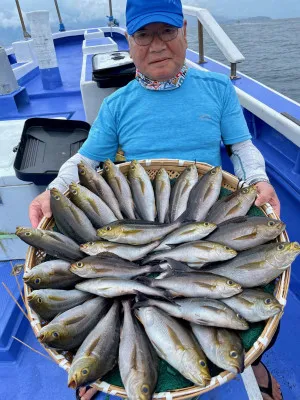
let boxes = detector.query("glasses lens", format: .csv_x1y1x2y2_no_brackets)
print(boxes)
133,27,179,46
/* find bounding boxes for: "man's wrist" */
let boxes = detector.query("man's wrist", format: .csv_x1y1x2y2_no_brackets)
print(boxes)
247,177,270,185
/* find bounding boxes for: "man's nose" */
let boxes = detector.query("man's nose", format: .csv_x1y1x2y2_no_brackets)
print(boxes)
149,33,167,52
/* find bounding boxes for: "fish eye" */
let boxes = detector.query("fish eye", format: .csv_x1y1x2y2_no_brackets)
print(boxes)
277,244,285,250
230,351,238,358
106,226,112,231
52,331,59,338
104,166,109,171
199,360,206,367
37,297,42,303
35,278,41,284
79,169,85,175
242,188,249,194
204,222,209,227
211,169,216,175
225,246,231,250
237,313,243,319
81,368,89,375
141,385,149,393
71,189,77,195
264,298,272,305
55,195,60,200
268,221,275,226
76,262,84,268
89,242,94,245
25,231,31,236
227,280,234,286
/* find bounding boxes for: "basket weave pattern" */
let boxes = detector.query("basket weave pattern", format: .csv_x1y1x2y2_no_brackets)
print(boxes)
24,159,290,399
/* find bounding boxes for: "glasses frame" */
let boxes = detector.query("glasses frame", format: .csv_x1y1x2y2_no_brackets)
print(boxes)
132,26,179,46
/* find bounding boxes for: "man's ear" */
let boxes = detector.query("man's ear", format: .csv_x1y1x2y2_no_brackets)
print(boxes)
125,32,133,58
182,19,188,45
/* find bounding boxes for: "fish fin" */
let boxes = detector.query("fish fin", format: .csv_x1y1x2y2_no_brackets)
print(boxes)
233,229,258,241
130,343,138,370
225,202,242,217
181,181,191,195
115,176,122,193
45,231,66,244
135,276,153,286
238,261,265,271
64,315,86,326
179,228,197,236
138,177,145,195
69,207,83,225
87,198,100,214
217,216,248,227
166,325,185,351
193,282,216,290
203,183,213,201
47,295,68,301
124,229,144,235
159,181,166,194
85,337,100,356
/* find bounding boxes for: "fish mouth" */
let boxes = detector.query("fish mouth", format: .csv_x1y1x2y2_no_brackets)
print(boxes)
23,274,30,282
27,294,34,301
38,333,46,343
68,375,78,389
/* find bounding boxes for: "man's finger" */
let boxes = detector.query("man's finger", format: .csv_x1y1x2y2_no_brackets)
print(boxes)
255,194,269,207
29,207,42,228
269,197,281,217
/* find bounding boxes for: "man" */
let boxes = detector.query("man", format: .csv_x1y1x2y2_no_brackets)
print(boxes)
29,1,281,399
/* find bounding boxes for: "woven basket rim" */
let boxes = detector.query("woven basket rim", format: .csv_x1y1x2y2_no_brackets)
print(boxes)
24,159,290,399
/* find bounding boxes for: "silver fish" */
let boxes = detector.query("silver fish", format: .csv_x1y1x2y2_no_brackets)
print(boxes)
154,222,217,251
75,278,170,299
155,168,171,223
78,161,123,219
135,306,211,387
183,166,223,222
103,159,136,219
97,221,181,245
70,253,162,279
222,289,283,322
204,242,300,287
134,297,249,330
68,301,120,389
119,300,158,400
50,188,98,244
207,216,286,251
191,325,245,374
206,186,257,224
143,241,237,264
139,273,242,299
16,227,84,262
23,259,81,289
80,240,160,261
27,289,93,321
69,182,117,227
128,160,156,221
169,164,198,222
38,297,109,350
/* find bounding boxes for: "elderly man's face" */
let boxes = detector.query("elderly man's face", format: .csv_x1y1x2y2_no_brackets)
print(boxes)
127,21,188,81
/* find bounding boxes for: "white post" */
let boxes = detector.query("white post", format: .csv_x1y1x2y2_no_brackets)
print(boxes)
0,47,19,95
26,10,62,90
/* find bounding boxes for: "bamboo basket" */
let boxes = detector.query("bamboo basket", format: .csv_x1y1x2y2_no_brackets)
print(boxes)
24,159,290,399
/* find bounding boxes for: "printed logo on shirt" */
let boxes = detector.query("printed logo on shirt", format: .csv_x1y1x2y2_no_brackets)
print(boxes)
200,114,212,120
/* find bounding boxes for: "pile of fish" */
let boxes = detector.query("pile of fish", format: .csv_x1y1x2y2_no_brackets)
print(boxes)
17,160,300,398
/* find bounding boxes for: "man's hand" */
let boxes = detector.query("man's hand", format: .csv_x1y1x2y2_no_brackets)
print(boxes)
29,190,52,228
254,181,280,217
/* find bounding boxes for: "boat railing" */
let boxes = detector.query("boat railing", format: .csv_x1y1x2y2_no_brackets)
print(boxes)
183,5,245,79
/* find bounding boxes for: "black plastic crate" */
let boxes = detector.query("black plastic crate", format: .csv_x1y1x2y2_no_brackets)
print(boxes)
14,118,90,185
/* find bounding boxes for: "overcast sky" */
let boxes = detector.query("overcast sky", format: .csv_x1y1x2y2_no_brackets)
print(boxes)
1,0,300,45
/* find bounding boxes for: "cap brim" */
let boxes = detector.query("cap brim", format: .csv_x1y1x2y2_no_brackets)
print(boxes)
127,12,183,35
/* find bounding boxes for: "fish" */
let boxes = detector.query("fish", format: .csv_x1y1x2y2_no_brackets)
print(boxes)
23,259,81,289
75,277,170,299
142,241,237,264
70,253,162,279
128,160,156,221
207,216,286,251
78,161,123,220
222,289,283,322
155,168,171,223
16,227,85,262
103,159,136,219
38,297,109,350
50,188,98,244
80,240,160,261
135,306,211,387
97,221,181,245
191,325,245,374
138,273,242,299
206,185,257,224
203,242,300,287
134,297,249,330
68,301,120,389
169,164,198,222
27,289,93,321
153,222,217,251
69,182,117,227
119,300,158,400
183,166,223,222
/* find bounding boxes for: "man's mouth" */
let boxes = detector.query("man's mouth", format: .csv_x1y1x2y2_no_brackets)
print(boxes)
150,58,170,64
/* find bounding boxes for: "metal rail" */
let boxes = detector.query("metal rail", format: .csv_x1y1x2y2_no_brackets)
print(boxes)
183,5,244,79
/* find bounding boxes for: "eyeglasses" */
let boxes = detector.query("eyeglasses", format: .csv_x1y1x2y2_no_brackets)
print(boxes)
132,26,179,46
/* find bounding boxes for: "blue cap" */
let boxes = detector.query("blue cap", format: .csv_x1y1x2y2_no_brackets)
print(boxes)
126,0,184,35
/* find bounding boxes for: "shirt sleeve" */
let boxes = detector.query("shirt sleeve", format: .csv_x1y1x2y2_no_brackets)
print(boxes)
220,78,252,145
79,99,119,161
